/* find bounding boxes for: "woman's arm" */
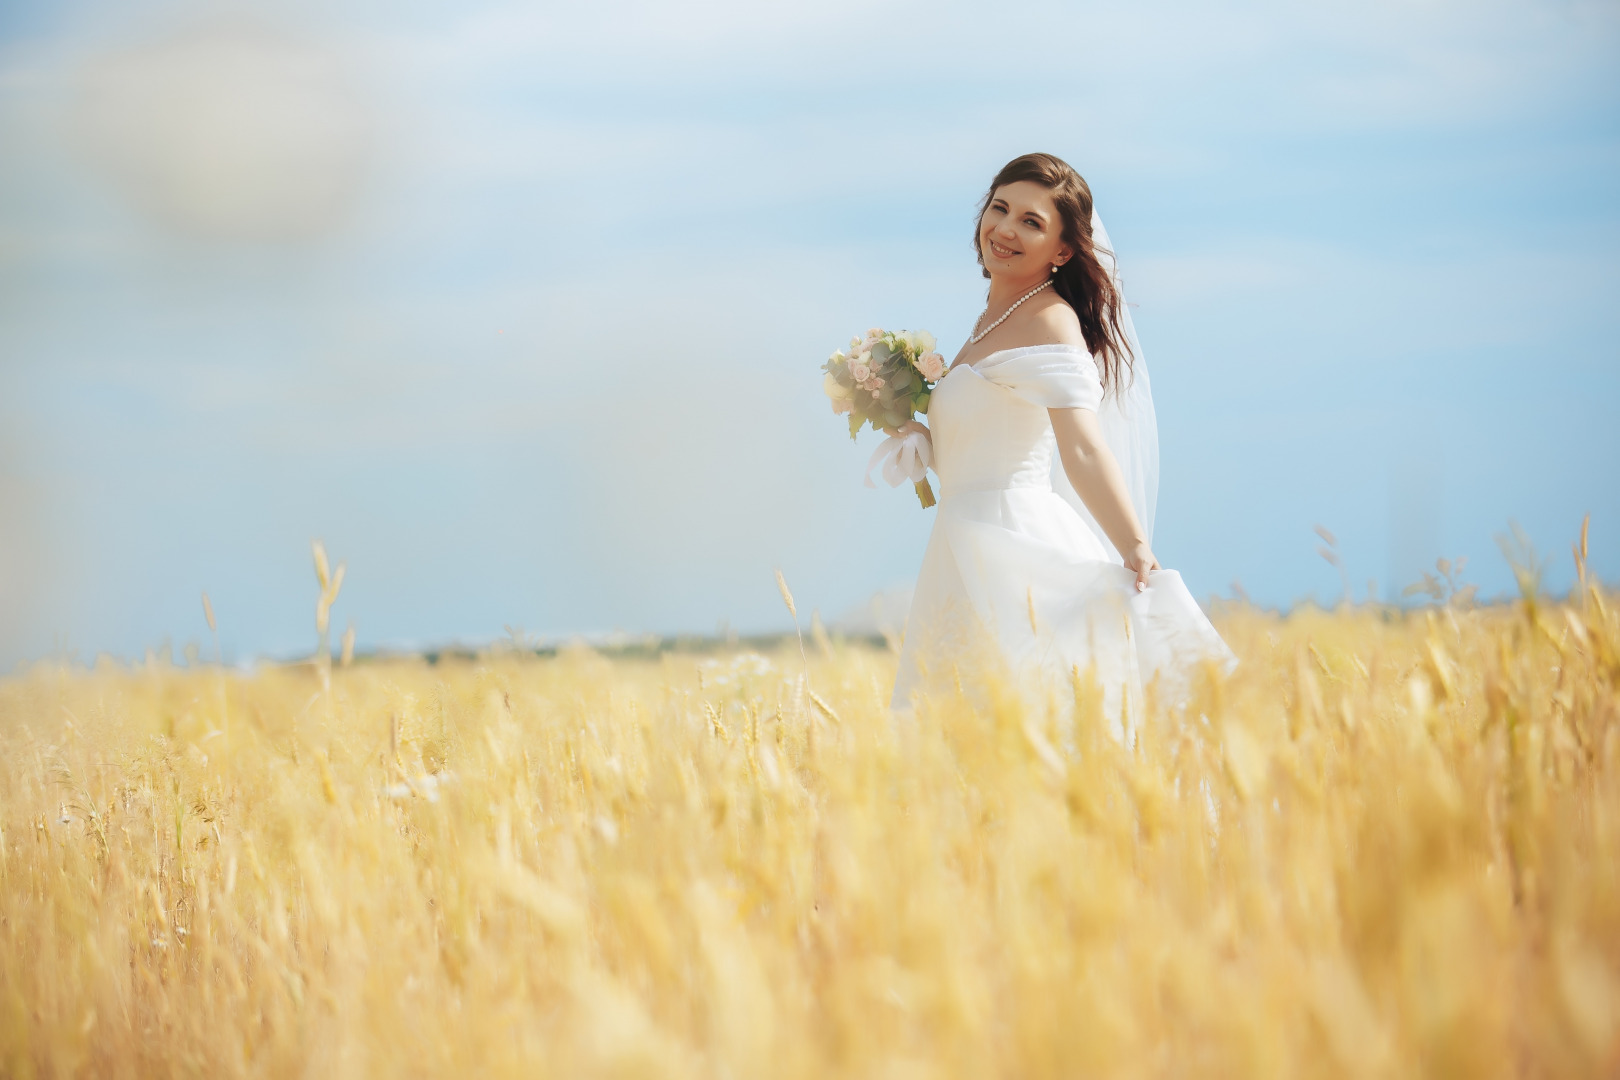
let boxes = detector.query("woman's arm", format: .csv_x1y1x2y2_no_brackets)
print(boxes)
1048,407,1159,591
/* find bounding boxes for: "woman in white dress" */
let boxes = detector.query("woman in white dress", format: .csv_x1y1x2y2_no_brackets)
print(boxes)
892,153,1233,719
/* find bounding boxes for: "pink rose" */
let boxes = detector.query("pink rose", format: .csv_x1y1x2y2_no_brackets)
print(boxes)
865,327,884,341
850,363,871,383
917,352,945,381
869,376,885,389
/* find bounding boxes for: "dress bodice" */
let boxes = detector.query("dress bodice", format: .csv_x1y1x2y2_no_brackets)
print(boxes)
928,345,1103,499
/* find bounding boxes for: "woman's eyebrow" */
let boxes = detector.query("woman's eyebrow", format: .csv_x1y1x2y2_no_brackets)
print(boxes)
1019,208,1048,223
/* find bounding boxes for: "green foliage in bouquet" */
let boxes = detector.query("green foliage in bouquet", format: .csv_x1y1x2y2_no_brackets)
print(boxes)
822,329,946,439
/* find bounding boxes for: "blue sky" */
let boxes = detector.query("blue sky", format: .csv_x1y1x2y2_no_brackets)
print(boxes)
1,0,1617,665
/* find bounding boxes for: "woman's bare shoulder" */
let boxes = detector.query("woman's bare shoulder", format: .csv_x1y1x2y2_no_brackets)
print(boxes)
1026,292,1087,348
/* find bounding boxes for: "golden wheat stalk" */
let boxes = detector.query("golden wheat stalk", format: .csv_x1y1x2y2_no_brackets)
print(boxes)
312,540,331,591
774,568,796,618
775,567,810,696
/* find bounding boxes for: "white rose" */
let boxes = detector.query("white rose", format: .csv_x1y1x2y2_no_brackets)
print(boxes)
914,330,937,353
823,372,852,399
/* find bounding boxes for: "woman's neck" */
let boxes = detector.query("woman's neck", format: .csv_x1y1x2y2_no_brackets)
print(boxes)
985,270,1053,311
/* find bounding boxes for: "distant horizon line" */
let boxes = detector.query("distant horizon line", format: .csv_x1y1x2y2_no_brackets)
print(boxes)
9,581,1609,677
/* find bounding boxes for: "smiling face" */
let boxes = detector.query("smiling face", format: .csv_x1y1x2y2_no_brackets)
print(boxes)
977,180,1074,280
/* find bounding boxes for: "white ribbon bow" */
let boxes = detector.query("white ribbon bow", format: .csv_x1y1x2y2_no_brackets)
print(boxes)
864,429,933,489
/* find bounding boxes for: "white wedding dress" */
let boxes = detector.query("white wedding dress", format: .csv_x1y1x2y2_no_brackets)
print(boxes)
892,228,1233,720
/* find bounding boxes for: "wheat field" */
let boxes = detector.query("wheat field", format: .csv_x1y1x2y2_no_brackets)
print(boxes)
1,549,1617,1078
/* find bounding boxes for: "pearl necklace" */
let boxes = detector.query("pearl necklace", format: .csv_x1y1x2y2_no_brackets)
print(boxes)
967,279,1052,344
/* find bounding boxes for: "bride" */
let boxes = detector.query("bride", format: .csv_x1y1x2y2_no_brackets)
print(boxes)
890,152,1233,720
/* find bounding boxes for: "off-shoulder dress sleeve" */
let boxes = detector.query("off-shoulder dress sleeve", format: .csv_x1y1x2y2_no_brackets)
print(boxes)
972,346,1103,411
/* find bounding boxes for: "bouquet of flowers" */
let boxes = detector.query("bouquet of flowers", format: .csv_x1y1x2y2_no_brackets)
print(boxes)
823,328,947,508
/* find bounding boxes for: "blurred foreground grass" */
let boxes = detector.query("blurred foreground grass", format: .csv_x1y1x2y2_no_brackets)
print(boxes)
1,582,1617,1078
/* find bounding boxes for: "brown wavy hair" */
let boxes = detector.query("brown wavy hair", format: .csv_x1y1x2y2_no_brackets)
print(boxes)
974,153,1134,393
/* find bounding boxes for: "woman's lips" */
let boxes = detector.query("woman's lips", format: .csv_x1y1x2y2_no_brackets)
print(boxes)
988,239,1020,258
